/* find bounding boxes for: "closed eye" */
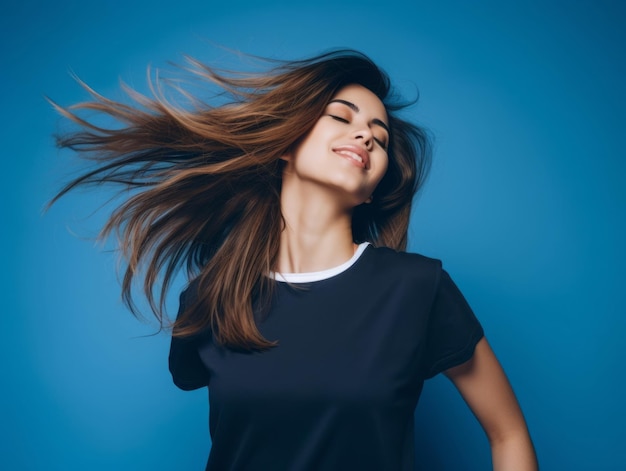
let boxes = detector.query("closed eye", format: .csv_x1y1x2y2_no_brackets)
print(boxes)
328,114,349,123
375,138,388,151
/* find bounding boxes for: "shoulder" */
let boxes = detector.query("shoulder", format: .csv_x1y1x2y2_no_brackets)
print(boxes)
365,245,443,281
357,245,445,298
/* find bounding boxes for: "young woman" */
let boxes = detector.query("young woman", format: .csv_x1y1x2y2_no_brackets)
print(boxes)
51,50,537,470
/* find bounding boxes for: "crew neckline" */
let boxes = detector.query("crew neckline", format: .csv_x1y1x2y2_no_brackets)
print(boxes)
271,242,370,283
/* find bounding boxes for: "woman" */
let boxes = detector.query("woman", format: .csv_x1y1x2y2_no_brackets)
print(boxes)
51,50,537,470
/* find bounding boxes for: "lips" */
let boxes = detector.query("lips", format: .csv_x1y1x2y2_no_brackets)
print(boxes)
332,145,369,169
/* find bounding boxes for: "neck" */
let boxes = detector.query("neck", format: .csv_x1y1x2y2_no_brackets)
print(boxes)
277,184,356,274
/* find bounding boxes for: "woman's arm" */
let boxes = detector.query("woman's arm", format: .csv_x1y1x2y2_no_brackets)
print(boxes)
445,337,538,471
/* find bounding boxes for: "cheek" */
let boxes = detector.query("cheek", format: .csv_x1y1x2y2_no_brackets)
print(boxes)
291,124,330,159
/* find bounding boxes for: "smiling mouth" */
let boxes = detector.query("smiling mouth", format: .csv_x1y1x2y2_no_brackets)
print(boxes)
336,150,363,164
333,147,368,168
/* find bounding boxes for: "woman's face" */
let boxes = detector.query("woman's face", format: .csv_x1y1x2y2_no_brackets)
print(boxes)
282,84,389,208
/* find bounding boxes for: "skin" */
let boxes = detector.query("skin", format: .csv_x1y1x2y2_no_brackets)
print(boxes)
278,84,538,470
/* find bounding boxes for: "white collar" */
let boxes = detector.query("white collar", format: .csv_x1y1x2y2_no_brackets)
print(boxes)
271,242,370,283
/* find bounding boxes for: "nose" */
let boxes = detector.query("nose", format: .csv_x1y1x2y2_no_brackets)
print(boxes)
352,126,374,150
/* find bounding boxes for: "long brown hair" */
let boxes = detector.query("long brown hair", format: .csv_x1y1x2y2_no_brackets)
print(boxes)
49,49,432,352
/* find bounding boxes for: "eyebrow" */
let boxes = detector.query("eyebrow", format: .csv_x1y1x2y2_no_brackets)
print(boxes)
328,99,390,134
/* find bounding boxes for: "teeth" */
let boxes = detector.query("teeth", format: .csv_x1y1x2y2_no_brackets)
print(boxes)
337,150,363,163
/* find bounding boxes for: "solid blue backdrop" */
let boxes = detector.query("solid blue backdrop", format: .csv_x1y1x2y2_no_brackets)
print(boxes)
3,0,625,469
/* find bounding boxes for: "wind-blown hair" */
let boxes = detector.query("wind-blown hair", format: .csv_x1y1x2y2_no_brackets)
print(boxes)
49,49,432,352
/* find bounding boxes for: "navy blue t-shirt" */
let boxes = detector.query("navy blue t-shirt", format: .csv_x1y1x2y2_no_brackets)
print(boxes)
169,244,484,470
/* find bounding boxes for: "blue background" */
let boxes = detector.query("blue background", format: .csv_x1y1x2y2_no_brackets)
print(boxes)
3,0,625,469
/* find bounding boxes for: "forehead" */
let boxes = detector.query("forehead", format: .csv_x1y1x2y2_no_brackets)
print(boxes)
329,84,388,123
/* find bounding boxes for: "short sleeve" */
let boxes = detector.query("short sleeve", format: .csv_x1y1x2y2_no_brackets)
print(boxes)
168,283,210,390
421,269,484,379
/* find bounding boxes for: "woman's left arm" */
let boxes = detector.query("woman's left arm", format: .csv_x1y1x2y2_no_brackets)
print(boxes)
445,337,538,471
